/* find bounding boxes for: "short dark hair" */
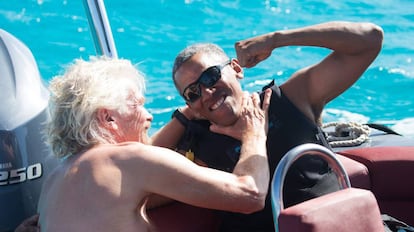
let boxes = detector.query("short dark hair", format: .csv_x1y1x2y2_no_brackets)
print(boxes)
172,43,228,88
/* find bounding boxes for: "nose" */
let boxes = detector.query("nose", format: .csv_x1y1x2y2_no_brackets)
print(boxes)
143,108,153,121
200,85,215,99
147,113,153,122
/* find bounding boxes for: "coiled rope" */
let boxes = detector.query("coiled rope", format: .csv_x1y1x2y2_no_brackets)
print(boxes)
322,122,370,147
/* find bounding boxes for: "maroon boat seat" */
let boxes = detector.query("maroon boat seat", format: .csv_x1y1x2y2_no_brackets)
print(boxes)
338,146,414,226
147,201,221,232
336,154,370,190
278,188,384,232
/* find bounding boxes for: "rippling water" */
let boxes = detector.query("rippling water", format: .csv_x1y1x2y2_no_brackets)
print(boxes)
1,0,413,136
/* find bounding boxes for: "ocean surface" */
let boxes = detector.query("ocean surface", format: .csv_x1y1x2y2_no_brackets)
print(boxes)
1,0,413,137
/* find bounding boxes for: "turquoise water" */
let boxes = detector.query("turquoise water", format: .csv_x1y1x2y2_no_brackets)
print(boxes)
1,0,413,137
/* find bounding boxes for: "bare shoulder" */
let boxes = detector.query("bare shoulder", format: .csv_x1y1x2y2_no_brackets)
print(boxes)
279,68,316,122
77,142,148,163
81,143,197,198
79,143,186,179
90,142,178,162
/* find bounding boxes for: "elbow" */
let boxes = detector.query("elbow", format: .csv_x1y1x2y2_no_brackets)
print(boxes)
242,195,267,214
232,171,269,213
237,187,268,214
362,22,384,53
242,197,266,214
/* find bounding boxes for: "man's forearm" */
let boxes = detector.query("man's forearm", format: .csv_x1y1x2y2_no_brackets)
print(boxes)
233,134,269,195
271,21,383,54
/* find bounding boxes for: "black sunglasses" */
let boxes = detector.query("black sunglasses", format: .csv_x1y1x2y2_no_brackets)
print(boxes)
182,60,231,103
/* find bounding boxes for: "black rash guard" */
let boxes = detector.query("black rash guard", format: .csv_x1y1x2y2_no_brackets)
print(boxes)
176,82,340,232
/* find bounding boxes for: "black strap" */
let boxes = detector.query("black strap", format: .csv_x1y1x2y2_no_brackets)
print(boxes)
171,109,189,127
366,123,401,135
316,126,333,151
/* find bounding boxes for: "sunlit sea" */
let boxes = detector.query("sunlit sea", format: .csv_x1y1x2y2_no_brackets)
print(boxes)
1,0,413,137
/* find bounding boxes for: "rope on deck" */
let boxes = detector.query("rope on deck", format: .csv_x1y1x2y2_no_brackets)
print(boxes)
322,122,370,147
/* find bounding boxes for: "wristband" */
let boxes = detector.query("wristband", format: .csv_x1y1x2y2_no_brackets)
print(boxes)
172,108,189,127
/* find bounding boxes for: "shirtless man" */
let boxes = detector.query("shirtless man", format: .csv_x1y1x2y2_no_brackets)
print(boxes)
37,57,271,231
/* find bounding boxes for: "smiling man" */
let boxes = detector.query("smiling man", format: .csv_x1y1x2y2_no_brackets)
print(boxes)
167,21,384,231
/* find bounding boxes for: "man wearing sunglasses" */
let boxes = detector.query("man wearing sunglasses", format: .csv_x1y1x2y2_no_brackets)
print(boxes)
165,21,383,232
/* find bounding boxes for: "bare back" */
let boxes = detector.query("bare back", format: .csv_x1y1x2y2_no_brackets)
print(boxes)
37,144,154,232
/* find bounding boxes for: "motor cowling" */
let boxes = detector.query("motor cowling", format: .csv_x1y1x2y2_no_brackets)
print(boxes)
0,29,57,231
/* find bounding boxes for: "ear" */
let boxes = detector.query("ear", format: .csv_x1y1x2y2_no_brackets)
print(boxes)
230,58,244,80
97,108,118,130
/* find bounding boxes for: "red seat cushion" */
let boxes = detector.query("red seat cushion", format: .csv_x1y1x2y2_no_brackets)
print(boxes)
147,202,220,232
339,146,414,225
336,154,370,190
338,146,414,199
278,188,383,232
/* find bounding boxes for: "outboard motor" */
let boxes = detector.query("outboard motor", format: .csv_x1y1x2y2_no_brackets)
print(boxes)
0,29,57,231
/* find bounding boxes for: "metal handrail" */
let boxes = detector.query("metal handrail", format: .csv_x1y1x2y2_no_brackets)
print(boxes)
82,0,118,58
271,143,351,232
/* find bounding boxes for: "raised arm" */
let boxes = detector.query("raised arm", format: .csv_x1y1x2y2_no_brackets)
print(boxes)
235,21,383,122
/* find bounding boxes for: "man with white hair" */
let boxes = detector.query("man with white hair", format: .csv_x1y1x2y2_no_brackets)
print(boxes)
37,56,272,231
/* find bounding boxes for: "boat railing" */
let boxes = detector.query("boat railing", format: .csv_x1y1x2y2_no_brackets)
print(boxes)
271,143,351,232
82,0,117,58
